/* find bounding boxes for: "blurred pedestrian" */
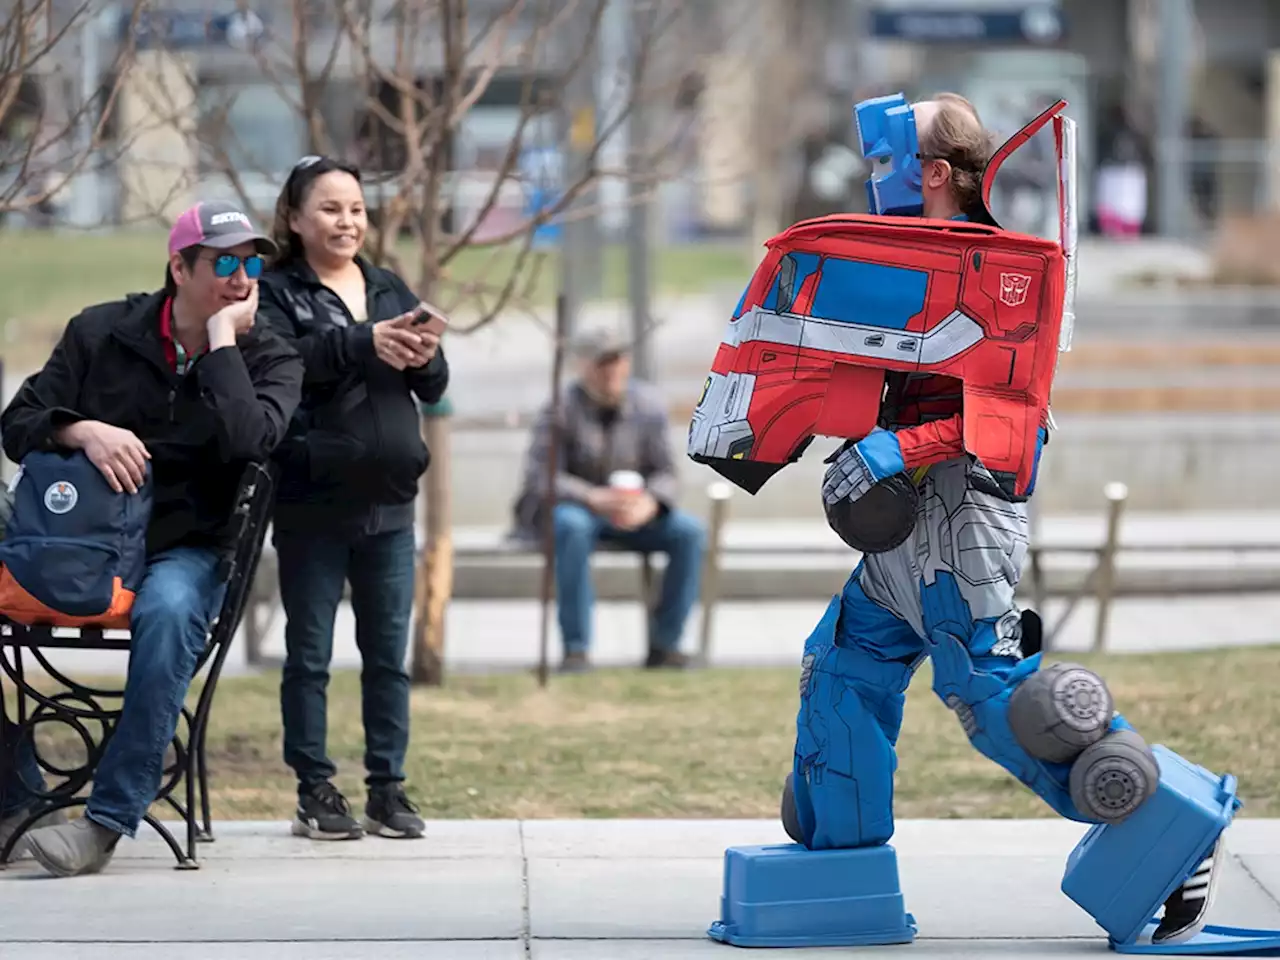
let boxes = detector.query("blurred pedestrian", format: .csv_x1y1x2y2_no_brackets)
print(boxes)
511,329,706,672
1095,132,1147,238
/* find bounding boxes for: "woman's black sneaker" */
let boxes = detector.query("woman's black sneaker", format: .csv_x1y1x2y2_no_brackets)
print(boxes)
364,783,425,838
292,781,364,840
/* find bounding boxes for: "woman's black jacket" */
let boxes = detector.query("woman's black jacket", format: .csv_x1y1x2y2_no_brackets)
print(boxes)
257,255,449,536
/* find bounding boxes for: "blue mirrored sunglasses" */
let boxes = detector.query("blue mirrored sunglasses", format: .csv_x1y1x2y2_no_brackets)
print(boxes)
211,253,264,279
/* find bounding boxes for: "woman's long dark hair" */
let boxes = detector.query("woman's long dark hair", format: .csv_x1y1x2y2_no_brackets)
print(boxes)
270,154,364,264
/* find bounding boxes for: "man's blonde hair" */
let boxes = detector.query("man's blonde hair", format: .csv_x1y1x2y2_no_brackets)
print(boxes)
918,92,994,215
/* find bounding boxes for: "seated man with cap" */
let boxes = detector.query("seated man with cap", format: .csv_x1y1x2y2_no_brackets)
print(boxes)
512,328,707,671
0,200,303,877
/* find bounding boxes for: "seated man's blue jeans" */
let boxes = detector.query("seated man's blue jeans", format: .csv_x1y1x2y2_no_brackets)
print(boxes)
553,501,707,655
0,546,226,837
275,526,415,792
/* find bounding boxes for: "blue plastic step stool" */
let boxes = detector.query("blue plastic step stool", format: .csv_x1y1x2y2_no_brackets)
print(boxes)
1063,744,1280,955
1062,745,1240,945
707,842,917,948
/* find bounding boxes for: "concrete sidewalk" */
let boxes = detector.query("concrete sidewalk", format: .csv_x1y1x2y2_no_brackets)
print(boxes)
5,818,1280,957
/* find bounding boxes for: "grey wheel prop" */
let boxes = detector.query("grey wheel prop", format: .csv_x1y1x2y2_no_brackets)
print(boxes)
1008,662,1114,763
1069,729,1159,824
781,773,804,843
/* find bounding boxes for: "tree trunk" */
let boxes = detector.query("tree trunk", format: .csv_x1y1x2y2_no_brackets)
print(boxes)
411,400,453,686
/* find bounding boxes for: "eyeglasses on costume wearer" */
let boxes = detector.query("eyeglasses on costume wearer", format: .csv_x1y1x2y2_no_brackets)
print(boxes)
207,253,264,279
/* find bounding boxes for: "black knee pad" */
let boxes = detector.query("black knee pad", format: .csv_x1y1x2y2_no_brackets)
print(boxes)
1019,609,1043,658
824,474,919,554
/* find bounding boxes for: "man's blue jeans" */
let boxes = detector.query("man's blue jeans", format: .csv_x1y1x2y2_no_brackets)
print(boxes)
1,546,226,837
553,501,707,655
276,526,415,792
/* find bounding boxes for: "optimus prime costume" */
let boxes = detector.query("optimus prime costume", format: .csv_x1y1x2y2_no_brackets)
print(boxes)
687,95,1221,947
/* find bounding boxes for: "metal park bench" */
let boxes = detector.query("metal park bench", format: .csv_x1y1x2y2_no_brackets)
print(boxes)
0,462,276,869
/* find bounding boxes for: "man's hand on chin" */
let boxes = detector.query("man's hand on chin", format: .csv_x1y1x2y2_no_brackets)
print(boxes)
207,286,259,349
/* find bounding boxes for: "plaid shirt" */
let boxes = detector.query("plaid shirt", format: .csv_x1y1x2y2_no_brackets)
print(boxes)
512,379,679,538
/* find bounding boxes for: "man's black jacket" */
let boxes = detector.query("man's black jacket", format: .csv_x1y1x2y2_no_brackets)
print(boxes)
0,290,304,557
257,255,449,535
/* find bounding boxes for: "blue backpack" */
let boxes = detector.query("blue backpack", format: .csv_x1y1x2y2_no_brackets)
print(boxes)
0,450,151,628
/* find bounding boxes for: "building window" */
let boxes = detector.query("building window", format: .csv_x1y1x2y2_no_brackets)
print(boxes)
195,79,307,177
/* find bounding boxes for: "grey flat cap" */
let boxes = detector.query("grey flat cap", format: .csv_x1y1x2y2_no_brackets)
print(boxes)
572,328,631,362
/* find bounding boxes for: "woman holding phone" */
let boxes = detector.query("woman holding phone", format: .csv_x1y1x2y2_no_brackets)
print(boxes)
257,155,449,842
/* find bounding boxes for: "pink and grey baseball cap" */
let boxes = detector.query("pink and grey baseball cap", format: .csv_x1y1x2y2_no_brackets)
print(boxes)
168,200,277,257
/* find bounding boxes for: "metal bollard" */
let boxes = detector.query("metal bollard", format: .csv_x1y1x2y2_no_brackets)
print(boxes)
696,481,732,666
1092,481,1128,652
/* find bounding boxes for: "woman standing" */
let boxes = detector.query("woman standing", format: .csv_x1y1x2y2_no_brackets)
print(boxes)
258,155,449,841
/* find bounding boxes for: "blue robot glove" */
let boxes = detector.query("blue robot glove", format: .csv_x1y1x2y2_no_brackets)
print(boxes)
821,428,918,554
821,427,908,506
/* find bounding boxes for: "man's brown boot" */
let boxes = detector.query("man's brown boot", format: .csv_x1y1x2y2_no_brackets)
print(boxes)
0,805,67,865
24,816,121,878
559,651,591,673
644,647,690,669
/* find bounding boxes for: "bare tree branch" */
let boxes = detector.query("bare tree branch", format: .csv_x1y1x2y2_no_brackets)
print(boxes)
0,1,147,215
153,0,698,330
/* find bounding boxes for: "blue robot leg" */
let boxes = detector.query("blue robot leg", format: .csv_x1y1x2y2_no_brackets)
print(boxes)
786,570,923,850
922,572,1158,825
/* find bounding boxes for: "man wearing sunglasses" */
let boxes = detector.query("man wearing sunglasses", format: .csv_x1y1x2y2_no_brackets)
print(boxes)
0,200,303,877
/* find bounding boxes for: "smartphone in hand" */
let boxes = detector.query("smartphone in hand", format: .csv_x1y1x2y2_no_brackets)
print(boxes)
411,301,449,336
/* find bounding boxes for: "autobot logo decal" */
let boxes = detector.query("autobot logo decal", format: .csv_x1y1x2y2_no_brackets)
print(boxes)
999,272,1033,307
44,481,78,515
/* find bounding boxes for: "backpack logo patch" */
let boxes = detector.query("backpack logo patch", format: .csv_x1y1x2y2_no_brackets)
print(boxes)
44,481,78,515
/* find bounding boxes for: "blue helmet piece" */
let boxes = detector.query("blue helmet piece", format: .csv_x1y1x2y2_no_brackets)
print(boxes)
854,93,923,217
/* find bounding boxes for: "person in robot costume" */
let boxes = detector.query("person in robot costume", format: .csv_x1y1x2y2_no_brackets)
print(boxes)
781,92,1221,947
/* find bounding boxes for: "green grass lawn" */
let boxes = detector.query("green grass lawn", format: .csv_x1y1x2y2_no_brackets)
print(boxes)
18,644,1280,822
0,229,751,369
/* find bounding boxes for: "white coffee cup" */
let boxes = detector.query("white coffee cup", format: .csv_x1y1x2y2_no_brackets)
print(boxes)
608,470,644,492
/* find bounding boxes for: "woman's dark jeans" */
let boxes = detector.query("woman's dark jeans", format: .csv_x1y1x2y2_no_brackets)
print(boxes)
275,525,416,793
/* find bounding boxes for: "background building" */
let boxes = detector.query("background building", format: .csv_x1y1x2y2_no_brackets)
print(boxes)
11,0,1280,242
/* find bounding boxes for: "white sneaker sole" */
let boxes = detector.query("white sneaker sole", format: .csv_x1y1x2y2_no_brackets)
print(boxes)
363,817,424,839
291,818,363,841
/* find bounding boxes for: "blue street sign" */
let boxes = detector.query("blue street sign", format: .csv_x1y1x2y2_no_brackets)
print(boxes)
870,5,1065,45
520,146,563,247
